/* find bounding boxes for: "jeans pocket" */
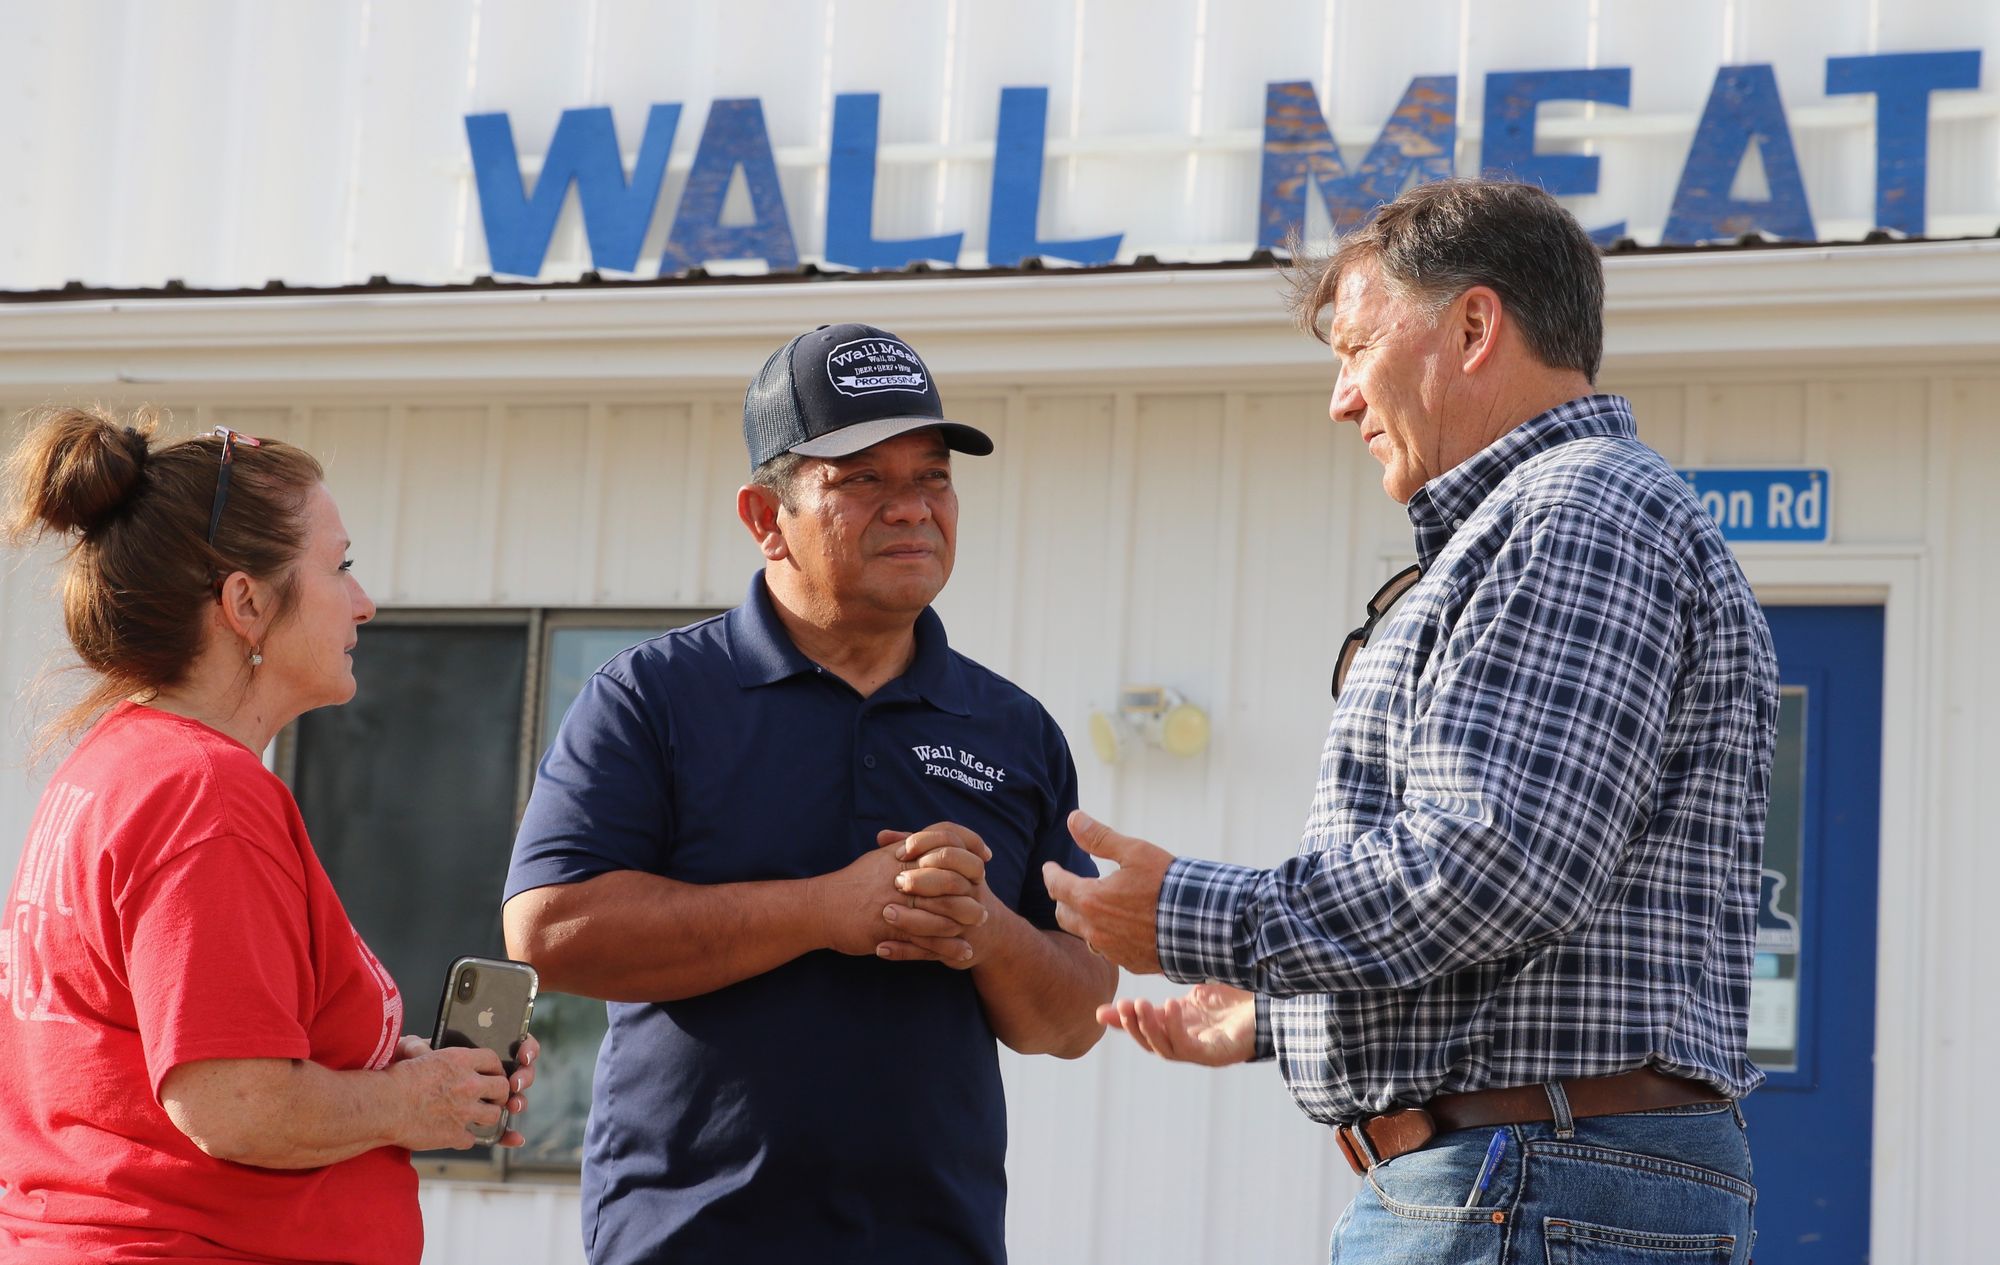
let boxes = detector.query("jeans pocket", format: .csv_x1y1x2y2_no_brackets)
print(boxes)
1363,1141,1511,1224
1621,1100,1736,1119
1531,1140,1755,1202
1337,1163,1510,1265
1544,1217,1737,1263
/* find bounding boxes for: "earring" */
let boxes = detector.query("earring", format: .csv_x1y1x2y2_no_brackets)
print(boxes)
249,650,264,667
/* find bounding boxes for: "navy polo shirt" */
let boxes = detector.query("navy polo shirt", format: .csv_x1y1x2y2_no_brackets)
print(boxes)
504,572,1094,1265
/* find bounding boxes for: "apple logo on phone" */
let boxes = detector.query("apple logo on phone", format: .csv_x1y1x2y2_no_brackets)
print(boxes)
477,1008,495,1029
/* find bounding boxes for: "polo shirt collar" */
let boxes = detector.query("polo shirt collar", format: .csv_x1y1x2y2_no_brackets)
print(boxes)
726,571,973,716
727,572,815,687
1405,393,1636,568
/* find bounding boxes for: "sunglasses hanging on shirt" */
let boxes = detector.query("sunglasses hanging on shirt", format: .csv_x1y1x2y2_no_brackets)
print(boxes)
1331,564,1423,700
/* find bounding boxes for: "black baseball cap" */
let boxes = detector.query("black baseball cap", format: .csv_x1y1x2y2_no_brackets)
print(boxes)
742,323,994,470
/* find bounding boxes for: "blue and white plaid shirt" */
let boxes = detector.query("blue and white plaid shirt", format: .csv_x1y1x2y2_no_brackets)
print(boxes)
1157,395,1778,1124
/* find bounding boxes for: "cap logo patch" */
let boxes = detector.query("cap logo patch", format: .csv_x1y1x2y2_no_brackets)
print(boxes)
826,338,928,397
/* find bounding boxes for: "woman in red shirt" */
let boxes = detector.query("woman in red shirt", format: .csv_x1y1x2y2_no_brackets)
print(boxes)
0,406,539,1264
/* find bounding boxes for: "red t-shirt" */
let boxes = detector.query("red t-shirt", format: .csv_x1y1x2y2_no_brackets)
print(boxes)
0,702,418,1264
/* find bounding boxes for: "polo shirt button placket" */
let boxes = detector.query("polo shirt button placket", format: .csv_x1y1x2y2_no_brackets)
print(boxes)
853,711,886,854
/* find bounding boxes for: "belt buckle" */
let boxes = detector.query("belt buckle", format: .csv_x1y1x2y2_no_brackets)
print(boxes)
1337,1108,1440,1176
1335,1122,1380,1175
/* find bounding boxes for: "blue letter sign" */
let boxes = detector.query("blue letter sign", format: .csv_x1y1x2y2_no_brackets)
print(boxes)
987,86,1122,267
658,98,799,276
825,93,963,271
1664,65,1816,244
465,104,680,277
1825,50,1982,237
464,44,1995,281
1679,469,1830,542
1480,68,1632,243
1258,77,1457,247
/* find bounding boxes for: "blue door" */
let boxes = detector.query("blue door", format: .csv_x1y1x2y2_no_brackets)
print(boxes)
1738,605,1883,1261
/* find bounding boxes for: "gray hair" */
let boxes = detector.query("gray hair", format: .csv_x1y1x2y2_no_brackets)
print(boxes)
751,450,808,512
1287,178,1605,382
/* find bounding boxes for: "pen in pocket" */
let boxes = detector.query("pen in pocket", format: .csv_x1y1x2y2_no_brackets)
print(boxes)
1463,1129,1508,1208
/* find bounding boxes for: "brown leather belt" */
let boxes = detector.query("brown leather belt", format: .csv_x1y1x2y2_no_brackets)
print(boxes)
1334,1068,1726,1176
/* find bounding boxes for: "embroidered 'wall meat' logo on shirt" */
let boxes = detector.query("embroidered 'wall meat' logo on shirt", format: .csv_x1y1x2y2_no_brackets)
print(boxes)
826,338,929,396
909,744,1007,793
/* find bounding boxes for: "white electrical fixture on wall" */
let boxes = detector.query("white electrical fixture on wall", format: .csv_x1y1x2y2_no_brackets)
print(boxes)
1089,685,1210,764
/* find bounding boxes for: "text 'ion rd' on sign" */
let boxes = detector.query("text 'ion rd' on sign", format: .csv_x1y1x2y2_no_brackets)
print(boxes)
1679,468,1831,543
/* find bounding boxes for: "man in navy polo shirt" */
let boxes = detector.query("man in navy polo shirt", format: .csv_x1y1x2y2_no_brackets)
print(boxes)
503,323,1116,1265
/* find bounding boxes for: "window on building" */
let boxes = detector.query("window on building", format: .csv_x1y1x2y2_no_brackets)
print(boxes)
1748,684,1808,1075
287,608,717,1176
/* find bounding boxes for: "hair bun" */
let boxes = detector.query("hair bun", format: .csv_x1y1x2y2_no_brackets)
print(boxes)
4,405,161,540
119,425,151,472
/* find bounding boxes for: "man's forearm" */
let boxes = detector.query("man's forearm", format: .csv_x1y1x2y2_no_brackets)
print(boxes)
969,909,1117,1058
504,870,825,1002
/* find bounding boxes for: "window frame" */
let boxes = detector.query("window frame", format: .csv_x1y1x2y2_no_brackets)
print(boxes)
278,604,721,1183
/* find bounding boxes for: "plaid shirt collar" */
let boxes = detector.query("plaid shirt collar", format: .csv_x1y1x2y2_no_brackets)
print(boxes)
1406,394,1637,568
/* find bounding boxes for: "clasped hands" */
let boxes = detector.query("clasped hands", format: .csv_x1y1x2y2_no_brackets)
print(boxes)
817,821,999,969
814,811,1256,1065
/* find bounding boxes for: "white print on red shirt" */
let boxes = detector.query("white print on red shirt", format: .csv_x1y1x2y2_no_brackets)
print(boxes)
2,782,92,1025
351,932,403,1070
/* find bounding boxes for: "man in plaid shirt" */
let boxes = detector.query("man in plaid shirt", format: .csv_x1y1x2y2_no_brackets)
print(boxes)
1046,179,1778,1261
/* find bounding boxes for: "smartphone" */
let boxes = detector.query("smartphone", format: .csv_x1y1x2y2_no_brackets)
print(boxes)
430,955,539,1146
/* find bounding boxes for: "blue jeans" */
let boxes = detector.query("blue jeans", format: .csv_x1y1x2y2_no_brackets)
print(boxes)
1331,1098,1755,1263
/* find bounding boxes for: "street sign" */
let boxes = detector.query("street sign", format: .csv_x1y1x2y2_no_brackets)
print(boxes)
1678,468,1831,543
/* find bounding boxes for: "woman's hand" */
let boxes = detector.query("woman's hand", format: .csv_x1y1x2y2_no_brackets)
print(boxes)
387,1033,540,1150
385,1038,510,1151
498,1033,540,1147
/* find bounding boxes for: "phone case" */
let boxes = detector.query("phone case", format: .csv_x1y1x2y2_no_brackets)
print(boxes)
431,955,539,1146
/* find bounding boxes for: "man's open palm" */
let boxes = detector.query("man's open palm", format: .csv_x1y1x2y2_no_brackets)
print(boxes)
1099,982,1256,1067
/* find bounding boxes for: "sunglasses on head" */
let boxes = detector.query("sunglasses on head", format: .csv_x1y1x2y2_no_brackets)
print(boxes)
206,425,264,547
1332,564,1422,700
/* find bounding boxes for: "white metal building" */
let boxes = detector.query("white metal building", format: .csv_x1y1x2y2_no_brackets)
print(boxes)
2,3,1997,1263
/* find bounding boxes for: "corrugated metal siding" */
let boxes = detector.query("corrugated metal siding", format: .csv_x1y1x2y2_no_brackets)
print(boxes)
415,1180,586,1265
5,370,1992,1261
0,538,64,862
1925,376,2000,1264
3,0,1997,290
